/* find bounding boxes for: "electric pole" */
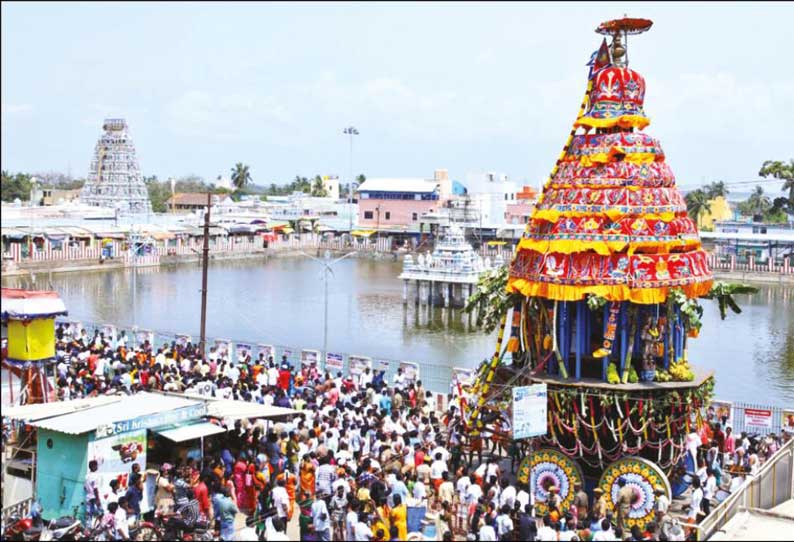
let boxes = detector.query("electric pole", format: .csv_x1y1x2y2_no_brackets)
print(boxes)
198,192,211,355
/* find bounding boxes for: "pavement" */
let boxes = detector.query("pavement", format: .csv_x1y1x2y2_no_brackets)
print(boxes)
708,500,794,541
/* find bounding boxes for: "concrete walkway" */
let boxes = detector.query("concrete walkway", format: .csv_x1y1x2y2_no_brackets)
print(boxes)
709,500,794,541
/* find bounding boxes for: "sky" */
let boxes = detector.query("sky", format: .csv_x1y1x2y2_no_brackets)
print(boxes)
2,1,793,192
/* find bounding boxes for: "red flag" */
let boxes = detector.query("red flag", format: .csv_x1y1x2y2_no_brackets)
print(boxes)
587,38,611,78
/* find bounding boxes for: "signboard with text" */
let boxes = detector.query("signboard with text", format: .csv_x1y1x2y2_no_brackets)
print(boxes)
348,355,372,375
399,361,420,383
325,353,344,372
744,407,773,429
512,384,548,440
96,403,207,438
301,349,320,366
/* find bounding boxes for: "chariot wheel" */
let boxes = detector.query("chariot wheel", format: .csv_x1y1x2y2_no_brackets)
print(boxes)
519,448,585,517
597,456,672,530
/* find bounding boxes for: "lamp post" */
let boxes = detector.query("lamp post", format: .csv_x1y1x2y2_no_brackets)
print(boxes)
343,126,359,233
300,249,357,362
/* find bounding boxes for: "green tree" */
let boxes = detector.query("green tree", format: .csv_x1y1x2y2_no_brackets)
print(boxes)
143,175,170,212
744,185,771,217
1,170,33,202
704,181,728,199
311,175,328,197
685,189,712,227
759,159,794,211
230,163,252,190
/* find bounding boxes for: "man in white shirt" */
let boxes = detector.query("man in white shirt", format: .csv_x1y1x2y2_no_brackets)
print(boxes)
358,367,373,389
592,518,615,542
466,478,483,506
479,516,497,541
498,478,517,510
267,364,279,387
496,505,514,540
272,478,290,521
392,368,405,391
430,453,447,485
311,495,332,542
354,513,373,541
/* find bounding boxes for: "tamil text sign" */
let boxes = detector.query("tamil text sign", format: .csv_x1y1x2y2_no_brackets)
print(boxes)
512,384,548,439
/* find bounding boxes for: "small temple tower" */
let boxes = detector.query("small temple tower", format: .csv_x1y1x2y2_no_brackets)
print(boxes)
1,289,68,404
79,118,152,214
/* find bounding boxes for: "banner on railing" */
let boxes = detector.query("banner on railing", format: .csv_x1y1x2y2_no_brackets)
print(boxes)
783,410,794,431
301,349,320,366
349,355,372,375
745,407,773,429
325,352,344,372
257,344,275,362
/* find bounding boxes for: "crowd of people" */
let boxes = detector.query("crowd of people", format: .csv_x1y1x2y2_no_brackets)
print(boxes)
2,322,789,542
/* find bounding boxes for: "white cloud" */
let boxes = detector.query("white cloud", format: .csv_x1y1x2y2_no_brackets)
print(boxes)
164,90,292,139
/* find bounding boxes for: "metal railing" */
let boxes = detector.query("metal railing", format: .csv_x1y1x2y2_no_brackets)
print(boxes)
714,400,794,437
54,318,464,396
695,438,794,540
1,496,34,523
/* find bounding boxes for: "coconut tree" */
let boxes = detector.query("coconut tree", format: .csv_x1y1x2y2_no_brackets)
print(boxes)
705,181,729,199
311,175,328,197
230,163,252,190
759,159,794,211
685,189,712,227
745,185,771,217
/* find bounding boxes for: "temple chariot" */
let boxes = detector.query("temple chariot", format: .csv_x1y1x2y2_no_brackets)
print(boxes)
462,17,716,530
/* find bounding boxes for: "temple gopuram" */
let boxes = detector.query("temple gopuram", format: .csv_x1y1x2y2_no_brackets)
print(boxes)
79,118,152,214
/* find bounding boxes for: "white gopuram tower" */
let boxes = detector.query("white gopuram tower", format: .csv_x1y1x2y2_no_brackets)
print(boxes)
80,118,152,214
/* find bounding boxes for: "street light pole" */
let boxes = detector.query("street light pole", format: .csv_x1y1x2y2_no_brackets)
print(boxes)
343,126,359,233
300,250,357,362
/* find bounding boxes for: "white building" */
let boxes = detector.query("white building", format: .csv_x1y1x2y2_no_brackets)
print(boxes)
213,175,234,191
321,175,340,200
464,172,518,227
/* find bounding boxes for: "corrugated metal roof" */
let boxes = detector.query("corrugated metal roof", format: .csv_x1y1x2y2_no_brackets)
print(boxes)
155,421,227,442
357,178,438,193
180,394,300,420
2,395,123,422
28,392,204,435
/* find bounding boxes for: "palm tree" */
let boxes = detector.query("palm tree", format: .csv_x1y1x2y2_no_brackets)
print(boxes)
746,185,771,217
311,175,328,197
705,181,728,199
685,189,712,227
230,163,252,190
759,159,794,210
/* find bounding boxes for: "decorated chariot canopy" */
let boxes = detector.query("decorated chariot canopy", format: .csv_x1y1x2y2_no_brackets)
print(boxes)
508,15,712,305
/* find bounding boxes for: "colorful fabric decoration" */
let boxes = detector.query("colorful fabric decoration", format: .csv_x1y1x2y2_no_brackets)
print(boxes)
507,58,712,304
575,67,649,130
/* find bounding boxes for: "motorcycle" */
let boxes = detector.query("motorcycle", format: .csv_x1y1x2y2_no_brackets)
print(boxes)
38,517,84,541
3,501,45,541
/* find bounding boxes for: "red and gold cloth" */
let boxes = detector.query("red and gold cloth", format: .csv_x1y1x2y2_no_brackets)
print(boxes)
508,67,712,303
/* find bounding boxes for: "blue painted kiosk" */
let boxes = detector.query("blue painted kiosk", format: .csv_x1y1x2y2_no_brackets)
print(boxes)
4,392,209,520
